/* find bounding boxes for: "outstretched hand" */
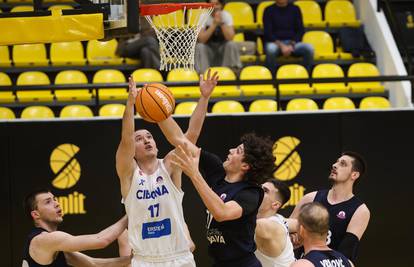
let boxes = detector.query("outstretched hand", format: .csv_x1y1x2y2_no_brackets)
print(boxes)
199,69,219,99
128,76,140,105
171,144,202,180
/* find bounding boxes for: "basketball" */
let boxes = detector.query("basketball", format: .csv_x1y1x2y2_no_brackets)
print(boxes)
135,83,175,123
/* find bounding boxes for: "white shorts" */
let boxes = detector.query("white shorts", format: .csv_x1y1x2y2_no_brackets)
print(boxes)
132,252,196,267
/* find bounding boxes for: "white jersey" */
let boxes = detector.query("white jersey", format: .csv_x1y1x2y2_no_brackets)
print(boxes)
124,159,192,262
255,214,295,267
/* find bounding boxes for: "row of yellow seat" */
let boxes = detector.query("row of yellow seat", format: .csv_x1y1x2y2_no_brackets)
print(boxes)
0,39,134,67
0,28,361,67
0,63,384,103
0,96,392,119
155,0,361,30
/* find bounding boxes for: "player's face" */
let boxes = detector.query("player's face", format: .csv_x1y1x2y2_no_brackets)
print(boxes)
134,129,158,159
259,182,280,214
223,144,249,175
329,155,354,183
34,192,63,224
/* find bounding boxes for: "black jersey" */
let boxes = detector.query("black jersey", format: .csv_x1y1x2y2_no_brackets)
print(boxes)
314,189,364,250
23,228,69,267
303,250,352,267
200,150,264,267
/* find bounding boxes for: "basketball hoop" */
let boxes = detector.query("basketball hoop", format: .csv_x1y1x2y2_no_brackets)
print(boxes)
140,2,214,71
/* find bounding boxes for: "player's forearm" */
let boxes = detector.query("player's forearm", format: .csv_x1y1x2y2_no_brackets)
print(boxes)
158,117,187,148
96,215,128,248
91,256,131,267
189,171,228,221
121,97,136,140
185,96,209,144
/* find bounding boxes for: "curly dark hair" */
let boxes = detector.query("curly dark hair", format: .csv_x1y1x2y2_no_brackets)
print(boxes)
241,133,276,185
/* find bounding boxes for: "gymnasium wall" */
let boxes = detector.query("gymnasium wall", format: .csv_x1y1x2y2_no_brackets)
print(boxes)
1,111,413,267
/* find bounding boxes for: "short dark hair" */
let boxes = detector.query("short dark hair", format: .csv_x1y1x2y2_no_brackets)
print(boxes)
241,133,276,185
266,179,291,206
298,202,329,236
342,151,367,178
24,188,51,219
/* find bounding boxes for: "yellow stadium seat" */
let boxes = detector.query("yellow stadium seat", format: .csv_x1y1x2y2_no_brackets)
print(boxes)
0,107,15,119
60,105,93,118
294,1,327,28
174,101,197,115
359,96,390,109
233,33,257,63
0,46,11,66
249,99,277,112
205,67,240,97
87,39,123,65
212,100,245,114
286,98,319,111
48,5,74,10
13,44,49,66
348,63,385,93
323,97,355,110
276,64,313,95
167,68,200,98
256,1,274,28
21,106,55,119
55,70,91,101
325,0,361,28
16,72,53,102
0,72,15,103
240,66,275,96
153,10,184,27
10,5,33,12
93,69,127,100
302,31,339,60
223,2,255,30
312,63,349,94
131,68,163,83
50,42,86,66
257,37,266,62
99,103,126,117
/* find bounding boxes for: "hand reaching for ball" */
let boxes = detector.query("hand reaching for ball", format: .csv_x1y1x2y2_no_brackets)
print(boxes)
199,69,219,99
128,76,140,106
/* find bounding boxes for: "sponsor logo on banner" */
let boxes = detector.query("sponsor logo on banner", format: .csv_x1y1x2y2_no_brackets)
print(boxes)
273,136,306,207
50,144,87,216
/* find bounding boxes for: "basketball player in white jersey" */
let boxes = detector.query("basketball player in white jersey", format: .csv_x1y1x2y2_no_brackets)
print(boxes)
116,70,219,267
255,179,295,267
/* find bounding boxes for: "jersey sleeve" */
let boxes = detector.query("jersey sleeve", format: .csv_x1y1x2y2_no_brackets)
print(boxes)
233,188,261,216
199,150,226,187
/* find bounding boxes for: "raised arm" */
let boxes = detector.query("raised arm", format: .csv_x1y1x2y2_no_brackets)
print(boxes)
255,218,287,257
289,191,316,219
116,77,138,198
33,215,128,253
185,69,218,144
171,145,244,222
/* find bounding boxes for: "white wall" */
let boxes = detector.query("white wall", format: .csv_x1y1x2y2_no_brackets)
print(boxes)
355,0,412,107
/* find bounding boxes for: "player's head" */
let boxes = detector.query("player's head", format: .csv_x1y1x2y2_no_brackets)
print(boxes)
329,151,367,185
223,133,275,184
298,202,329,242
134,129,159,160
259,179,291,215
275,0,289,7
24,189,63,227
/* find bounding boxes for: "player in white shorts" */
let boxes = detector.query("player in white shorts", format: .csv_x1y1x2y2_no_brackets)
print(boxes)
116,70,218,267
255,179,295,267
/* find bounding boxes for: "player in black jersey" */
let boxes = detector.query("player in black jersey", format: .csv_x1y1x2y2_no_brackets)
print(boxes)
23,189,131,267
290,151,370,263
291,202,354,267
156,114,274,267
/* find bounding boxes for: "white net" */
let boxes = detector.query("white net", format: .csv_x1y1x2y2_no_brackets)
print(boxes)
144,5,213,71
